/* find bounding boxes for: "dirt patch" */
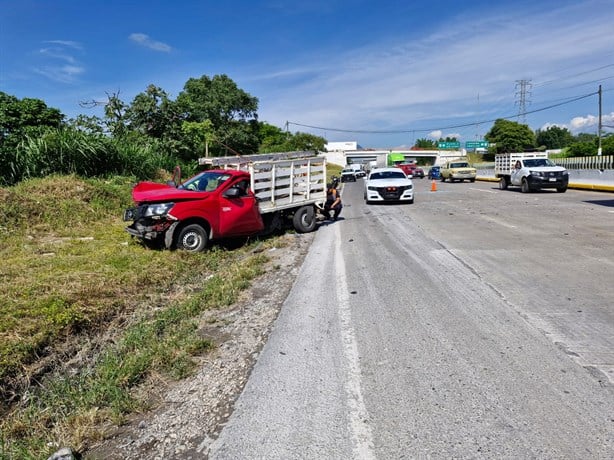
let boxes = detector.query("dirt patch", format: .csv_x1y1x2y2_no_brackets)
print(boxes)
86,231,315,459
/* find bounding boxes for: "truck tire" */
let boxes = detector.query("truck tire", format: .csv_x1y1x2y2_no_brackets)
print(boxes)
176,224,208,252
293,205,317,233
521,177,531,193
499,176,508,190
556,186,567,193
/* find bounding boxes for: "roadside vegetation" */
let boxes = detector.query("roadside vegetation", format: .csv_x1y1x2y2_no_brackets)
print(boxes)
0,174,284,458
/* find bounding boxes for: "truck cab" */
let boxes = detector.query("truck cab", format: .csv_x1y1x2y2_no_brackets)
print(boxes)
124,169,264,252
495,153,568,193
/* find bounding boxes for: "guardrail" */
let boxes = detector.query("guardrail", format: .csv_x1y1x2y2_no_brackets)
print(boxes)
473,155,614,170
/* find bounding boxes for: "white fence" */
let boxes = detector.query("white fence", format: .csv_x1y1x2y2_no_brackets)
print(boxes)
474,155,613,171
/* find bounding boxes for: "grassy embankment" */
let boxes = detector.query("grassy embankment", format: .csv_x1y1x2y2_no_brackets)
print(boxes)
0,174,279,459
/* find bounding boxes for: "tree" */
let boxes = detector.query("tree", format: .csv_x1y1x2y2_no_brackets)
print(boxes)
258,122,291,152
286,132,326,152
0,92,65,185
257,123,325,153
127,84,182,139
103,91,130,137
177,74,260,156
602,135,614,155
414,138,436,149
574,133,597,143
485,119,535,153
0,91,64,141
68,114,105,134
535,126,574,150
181,120,215,158
566,141,597,157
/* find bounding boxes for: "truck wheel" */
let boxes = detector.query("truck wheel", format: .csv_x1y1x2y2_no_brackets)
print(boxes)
556,186,567,193
521,178,531,193
293,206,317,233
440,176,445,182
499,176,508,190
177,224,208,252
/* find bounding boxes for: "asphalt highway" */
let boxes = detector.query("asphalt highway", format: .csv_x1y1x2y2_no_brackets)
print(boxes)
208,178,614,459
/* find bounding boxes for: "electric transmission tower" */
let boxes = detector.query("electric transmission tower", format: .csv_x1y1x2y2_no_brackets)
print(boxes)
515,79,532,124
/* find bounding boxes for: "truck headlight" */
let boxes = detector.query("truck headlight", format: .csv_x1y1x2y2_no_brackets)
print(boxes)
144,202,175,217
530,170,544,177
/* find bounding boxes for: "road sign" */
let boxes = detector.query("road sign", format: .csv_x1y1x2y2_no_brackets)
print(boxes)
438,141,461,149
465,141,490,149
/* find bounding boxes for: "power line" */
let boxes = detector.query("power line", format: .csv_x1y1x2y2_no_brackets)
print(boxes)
287,90,599,135
533,63,614,88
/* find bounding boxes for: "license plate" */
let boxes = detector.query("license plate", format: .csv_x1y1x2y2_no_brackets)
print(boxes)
123,208,136,221
549,178,556,182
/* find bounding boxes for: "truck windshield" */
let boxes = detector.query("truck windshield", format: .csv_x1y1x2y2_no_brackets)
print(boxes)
451,162,469,168
179,171,232,192
523,159,555,167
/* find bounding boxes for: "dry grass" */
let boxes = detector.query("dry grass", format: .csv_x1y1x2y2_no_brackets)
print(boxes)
0,174,274,459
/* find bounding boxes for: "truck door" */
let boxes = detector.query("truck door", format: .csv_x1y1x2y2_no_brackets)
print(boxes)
218,179,264,237
511,160,523,185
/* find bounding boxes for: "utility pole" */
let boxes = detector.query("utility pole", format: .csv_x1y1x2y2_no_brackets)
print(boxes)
598,84,602,156
515,79,532,124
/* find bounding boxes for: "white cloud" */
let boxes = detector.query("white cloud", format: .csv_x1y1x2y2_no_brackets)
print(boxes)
44,40,82,50
39,48,76,64
129,33,172,52
428,130,442,140
34,65,85,83
570,114,599,131
35,40,84,83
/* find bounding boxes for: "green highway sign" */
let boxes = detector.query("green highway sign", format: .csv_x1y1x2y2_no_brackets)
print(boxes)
438,141,461,149
465,141,490,149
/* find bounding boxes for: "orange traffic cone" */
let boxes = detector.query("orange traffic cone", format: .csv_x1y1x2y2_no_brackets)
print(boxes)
431,179,437,192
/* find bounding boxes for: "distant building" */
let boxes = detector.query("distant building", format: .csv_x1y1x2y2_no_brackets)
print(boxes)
325,141,362,152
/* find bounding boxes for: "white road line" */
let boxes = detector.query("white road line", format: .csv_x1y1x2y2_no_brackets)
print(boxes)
334,225,376,460
469,188,498,193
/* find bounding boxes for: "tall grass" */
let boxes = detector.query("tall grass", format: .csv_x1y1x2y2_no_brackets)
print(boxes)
0,174,275,458
3,127,183,186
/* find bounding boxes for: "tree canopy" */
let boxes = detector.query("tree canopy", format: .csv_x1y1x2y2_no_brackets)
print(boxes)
485,119,536,153
535,125,574,150
414,138,437,149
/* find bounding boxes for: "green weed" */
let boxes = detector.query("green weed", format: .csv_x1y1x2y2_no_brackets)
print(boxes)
0,175,276,459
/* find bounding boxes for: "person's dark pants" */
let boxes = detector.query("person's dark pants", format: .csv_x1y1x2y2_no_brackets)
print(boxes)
325,203,342,220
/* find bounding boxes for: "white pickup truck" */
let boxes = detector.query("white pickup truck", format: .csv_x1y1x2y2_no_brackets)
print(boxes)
495,152,569,193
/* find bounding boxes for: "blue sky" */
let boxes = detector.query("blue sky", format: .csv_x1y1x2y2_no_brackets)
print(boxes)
1,0,613,148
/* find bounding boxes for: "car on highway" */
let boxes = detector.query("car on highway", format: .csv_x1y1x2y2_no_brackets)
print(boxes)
396,163,425,179
440,161,476,182
340,168,357,182
364,167,414,204
427,166,441,180
414,166,425,178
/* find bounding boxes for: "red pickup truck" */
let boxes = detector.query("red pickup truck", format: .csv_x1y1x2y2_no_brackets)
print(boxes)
396,163,425,179
123,154,327,252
